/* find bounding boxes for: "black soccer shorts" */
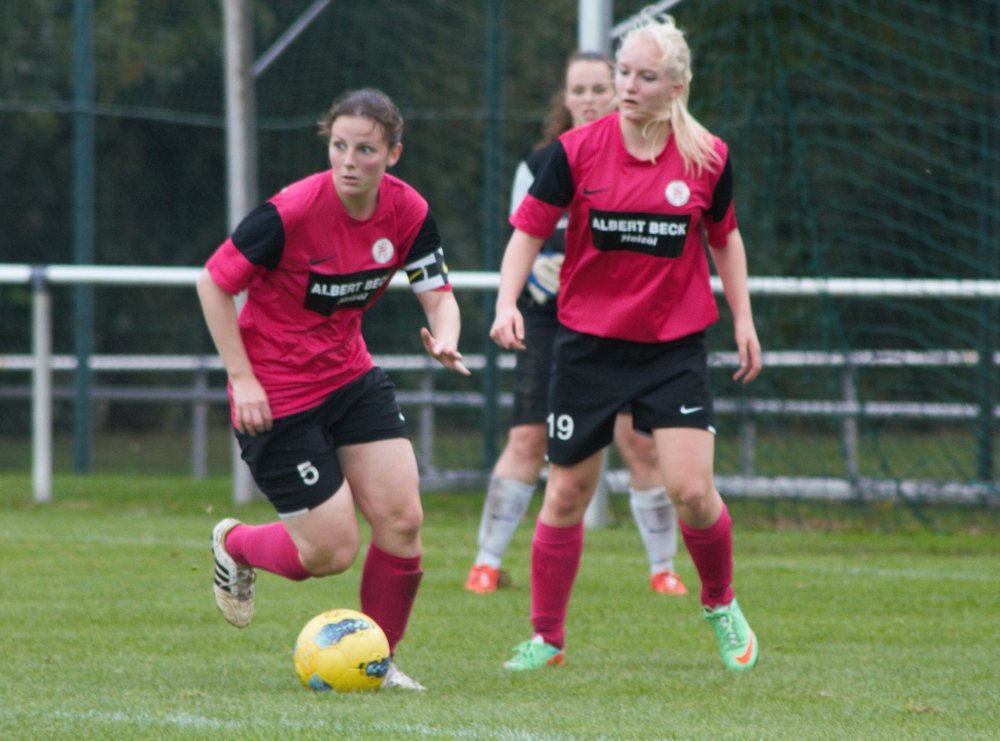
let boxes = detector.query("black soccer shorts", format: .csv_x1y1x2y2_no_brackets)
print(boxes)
545,326,715,466
509,303,560,427
235,366,409,517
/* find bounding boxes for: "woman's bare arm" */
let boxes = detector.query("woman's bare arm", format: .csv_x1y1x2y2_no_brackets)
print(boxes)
416,289,470,375
490,228,546,350
196,270,273,433
708,228,762,383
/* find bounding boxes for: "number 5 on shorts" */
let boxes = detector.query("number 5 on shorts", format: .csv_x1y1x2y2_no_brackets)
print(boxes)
297,461,319,486
547,413,574,440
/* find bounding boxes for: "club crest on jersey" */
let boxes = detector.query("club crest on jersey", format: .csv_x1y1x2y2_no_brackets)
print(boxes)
589,209,690,258
372,238,394,264
665,180,690,207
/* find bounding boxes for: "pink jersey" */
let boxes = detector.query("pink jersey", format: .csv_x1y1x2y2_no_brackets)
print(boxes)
510,113,738,343
206,171,450,422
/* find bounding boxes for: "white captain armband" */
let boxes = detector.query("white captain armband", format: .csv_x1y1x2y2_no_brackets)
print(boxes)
405,247,450,293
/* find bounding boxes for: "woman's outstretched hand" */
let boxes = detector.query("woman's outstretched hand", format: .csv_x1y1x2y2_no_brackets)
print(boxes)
421,327,471,375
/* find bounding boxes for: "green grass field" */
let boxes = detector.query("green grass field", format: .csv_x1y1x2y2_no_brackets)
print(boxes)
1,476,998,740
0,426,994,481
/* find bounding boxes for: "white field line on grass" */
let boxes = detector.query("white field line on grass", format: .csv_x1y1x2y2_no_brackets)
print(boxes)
3,529,995,582
592,552,999,582
0,708,693,741
757,558,1000,583
0,529,205,550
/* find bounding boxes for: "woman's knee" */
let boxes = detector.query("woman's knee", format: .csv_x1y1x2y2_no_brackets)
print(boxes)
393,502,424,538
666,477,714,513
544,474,594,520
372,497,423,542
507,425,547,466
298,533,361,577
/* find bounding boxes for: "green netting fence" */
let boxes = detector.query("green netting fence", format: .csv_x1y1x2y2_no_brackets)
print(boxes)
0,1,998,498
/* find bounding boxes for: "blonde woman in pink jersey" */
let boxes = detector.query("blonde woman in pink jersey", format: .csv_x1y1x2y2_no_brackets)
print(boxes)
198,89,469,690
491,14,762,672
467,51,689,598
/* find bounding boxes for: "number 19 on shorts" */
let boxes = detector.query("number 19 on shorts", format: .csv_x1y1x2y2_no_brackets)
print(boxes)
547,413,574,440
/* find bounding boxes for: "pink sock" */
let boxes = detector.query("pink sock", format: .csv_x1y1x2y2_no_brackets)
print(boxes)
680,503,734,607
530,520,584,650
224,522,311,581
359,544,422,654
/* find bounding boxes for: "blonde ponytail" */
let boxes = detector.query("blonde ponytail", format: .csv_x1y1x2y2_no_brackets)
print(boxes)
617,11,721,175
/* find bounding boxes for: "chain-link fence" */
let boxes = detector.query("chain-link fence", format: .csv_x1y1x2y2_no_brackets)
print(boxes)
1,1,998,493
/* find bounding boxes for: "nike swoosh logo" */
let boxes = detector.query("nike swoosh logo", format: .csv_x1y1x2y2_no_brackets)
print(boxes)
680,405,703,414
735,631,756,665
583,187,608,195
309,256,334,266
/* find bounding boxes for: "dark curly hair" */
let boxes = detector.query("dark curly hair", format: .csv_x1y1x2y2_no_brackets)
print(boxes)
318,88,403,148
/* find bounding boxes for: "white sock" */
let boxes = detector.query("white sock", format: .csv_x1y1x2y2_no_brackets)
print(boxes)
629,486,678,575
474,476,536,569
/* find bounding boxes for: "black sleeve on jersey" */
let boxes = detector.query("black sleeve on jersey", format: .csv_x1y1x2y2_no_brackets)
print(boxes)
526,141,574,209
707,155,734,223
406,209,442,263
524,141,560,177
231,201,284,269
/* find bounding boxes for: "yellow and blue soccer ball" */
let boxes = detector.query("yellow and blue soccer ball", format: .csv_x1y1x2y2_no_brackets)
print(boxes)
294,609,391,692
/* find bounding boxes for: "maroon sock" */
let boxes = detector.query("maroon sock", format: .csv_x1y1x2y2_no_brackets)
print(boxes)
224,522,311,581
530,520,584,650
359,544,422,654
679,503,734,607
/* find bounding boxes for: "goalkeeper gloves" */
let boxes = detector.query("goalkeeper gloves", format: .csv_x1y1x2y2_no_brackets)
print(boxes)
526,251,563,305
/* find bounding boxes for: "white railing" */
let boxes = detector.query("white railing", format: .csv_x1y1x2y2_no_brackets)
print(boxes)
2,265,999,505
2,349,998,450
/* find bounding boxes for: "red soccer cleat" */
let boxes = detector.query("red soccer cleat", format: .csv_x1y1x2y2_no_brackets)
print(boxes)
650,570,689,595
465,564,501,593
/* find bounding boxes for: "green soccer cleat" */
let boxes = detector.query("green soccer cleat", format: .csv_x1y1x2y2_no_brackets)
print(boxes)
703,598,759,671
503,637,565,671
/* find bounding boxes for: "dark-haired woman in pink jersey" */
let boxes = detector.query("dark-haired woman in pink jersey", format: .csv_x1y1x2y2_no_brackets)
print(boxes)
198,88,469,690
491,15,762,672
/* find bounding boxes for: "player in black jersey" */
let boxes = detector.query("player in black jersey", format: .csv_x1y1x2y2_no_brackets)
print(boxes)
466,51,688,598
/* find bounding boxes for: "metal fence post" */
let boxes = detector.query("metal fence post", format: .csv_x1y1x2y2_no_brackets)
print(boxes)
31,267,52,503
223,0,258,504
584,454,610,530
232,443,257,503
975,4,998,487
419,366,436,473
72,0,95,474
976,315,996,483
192,363,208,480
479,0,504,469
578,0,612,53
739,415,756,477
578,0,612,529
843,370,859,486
